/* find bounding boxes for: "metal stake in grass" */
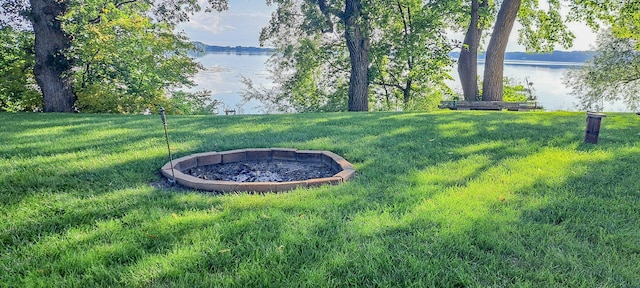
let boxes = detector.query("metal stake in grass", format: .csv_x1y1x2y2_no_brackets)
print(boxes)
160,107,176,184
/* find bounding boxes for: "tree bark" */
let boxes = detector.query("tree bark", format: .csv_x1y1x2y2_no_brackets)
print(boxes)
482,0,521,101
343,0,369,111
398,1,413,109
29,0,75,112
458,0,486,101
403,79,412,107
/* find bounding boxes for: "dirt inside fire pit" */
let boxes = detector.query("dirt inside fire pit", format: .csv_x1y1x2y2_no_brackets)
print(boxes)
182,160,337,182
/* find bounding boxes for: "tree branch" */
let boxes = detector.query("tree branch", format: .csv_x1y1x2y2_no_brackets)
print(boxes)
317,0,344,19
317,0,344,32
89,0,139,24
371,80,404,91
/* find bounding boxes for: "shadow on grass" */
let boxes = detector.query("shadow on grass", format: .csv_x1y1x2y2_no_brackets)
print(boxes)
1,111,639,286
309,141,639,286
0,111,607,245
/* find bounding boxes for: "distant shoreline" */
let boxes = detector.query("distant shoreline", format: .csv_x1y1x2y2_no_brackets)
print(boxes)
450,50,595,63
190,41,273,56
193,51,587,69
479,59,585,69
191,42,595,66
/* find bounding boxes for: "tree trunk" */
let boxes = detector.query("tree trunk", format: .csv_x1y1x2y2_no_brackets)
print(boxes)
482,0,521,101
398,0,414,108
458,0,486,101
403,79,412,109
29,0,75,112
343,0,369,111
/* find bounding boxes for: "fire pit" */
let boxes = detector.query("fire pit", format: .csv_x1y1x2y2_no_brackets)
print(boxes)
160,148,355,192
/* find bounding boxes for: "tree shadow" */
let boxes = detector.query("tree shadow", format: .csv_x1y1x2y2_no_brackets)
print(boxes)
2,111,639,286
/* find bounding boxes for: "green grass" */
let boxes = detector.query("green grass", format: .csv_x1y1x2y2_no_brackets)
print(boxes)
1,111,639,287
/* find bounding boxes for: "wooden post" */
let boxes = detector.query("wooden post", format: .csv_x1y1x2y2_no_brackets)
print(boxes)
584,112,606,144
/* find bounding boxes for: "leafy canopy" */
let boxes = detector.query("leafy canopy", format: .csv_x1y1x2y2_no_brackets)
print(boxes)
565,30,640,111
0,27,41,112
0,0,228,114
252,0,455,112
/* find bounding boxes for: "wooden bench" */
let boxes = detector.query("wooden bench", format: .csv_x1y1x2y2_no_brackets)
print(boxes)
438,101,542,111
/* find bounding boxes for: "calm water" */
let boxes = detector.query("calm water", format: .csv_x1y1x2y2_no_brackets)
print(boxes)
192,53,272,114
193,53,632,114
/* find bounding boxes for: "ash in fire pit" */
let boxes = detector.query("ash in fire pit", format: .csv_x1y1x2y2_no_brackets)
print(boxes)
183,160,336,182
160,148,355,193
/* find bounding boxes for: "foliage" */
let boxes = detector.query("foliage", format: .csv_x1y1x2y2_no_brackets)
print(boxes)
1,112,640,286
166,90,220,115
0,0,30,29
258,0,455,113
502,77,530,102
369,0,454,111
259,0,373,112
611,0,640,48
65,7,204,114
252,0,352,113
279,36,348,113
569,0,639,44
1,0,228,114
281,37,349,112
475,77,531,102
517,0,575,52
565,30,640,111
0,27,41,112
401,88,447,111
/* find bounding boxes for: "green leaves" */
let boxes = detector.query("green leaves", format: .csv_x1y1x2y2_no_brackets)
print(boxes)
517,0,575,52
369,0,453,111
568,0,640,50
255,0,352,113
565,30,640,111
501,77,530,102
3,0,228,114
59,0,220,114
0,27,41,112
611,0,640,48
258,0,454,112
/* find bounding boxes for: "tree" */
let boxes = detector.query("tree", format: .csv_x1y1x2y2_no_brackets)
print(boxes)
257,0,370,112
315,0,370,111
369,0,453,110
562,0,640,110
454,0,574,102
258,0,455,112
457,0,488,101
565,31,640,111
244,35,349,113
0,27,41,112
28,0,75,112
251,0,350,113
611,0,640,45
1,0,229,112
66,9,205,113
569,0,640,47
481,0,521,101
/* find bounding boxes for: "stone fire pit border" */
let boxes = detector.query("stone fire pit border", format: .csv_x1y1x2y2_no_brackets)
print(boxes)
160,148,355,193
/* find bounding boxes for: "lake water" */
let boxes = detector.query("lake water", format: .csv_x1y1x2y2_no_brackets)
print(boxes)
192,53,632,114
191,53,273,114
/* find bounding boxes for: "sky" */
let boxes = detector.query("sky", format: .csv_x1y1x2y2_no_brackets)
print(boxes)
176,0,598,51
176,0,275,47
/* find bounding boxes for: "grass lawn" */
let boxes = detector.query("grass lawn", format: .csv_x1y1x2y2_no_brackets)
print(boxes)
1,111,639,287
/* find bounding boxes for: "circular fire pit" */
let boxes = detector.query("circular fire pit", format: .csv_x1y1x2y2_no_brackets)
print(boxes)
160,148,355,192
